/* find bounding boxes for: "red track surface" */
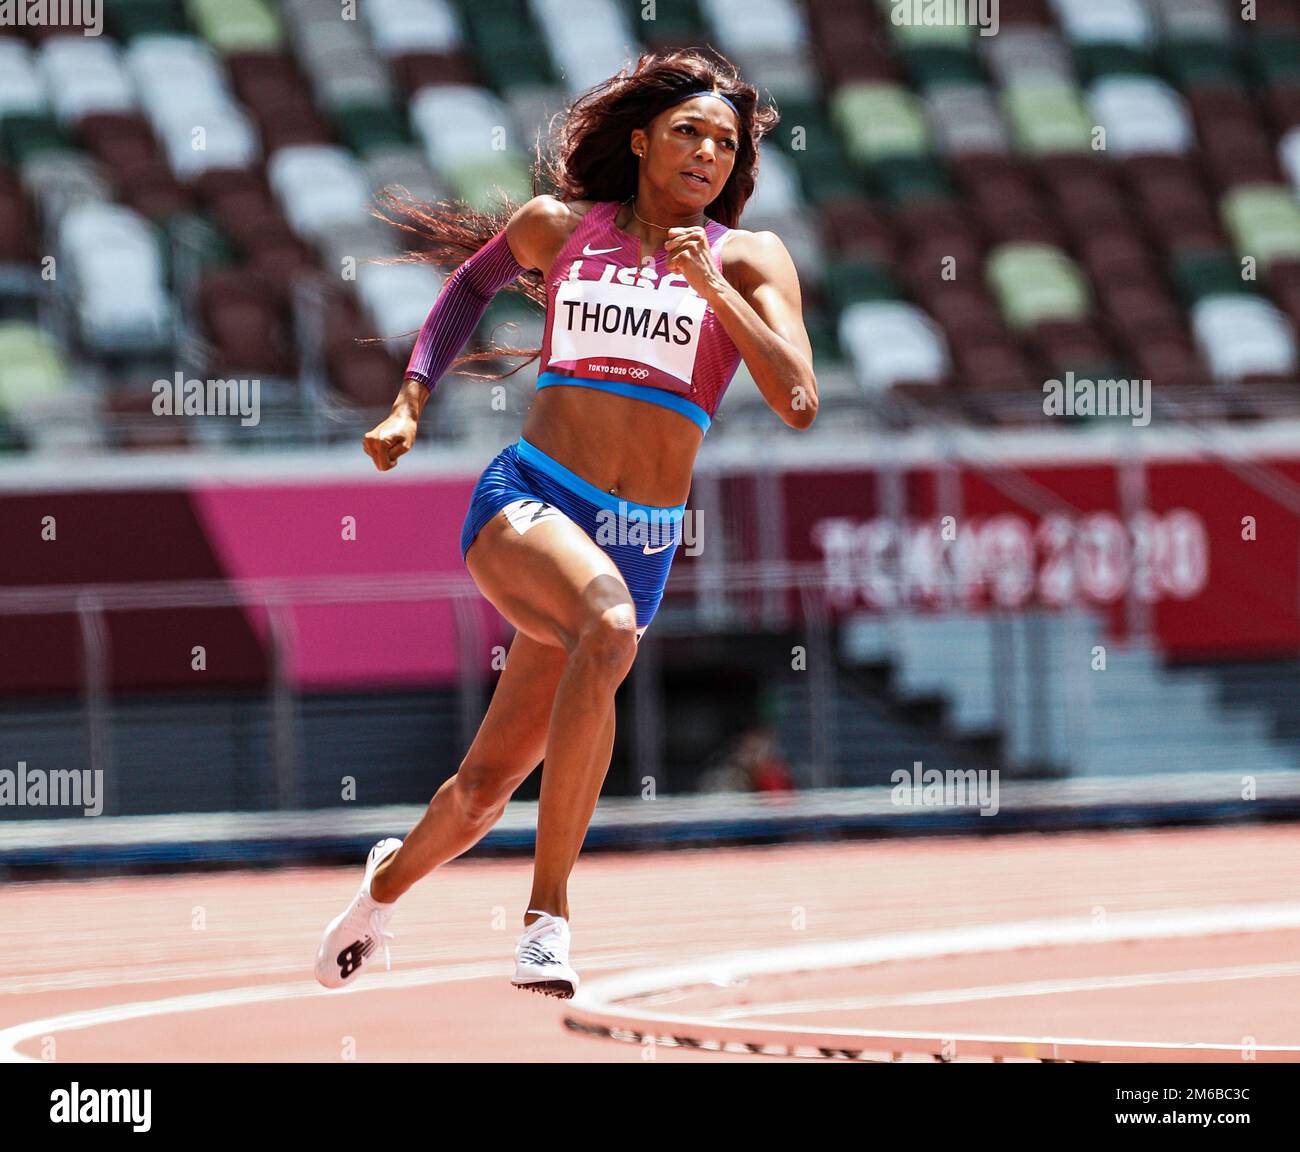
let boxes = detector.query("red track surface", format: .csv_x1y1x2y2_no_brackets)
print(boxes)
5,824,1299,1062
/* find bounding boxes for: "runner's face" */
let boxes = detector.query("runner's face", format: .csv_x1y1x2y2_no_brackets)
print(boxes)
636,96,740,205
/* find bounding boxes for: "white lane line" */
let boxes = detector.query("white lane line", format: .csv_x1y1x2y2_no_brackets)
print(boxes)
9,904,1300,1062
566,902,1300,1052
708,961,1300,1021
0,951,652,1063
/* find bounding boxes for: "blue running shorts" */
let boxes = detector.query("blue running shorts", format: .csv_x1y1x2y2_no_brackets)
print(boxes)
460,435,686,638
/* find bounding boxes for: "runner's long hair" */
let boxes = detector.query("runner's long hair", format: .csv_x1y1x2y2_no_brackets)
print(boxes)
370,46,779,381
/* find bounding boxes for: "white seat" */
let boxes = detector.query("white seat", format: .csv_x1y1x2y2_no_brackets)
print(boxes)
268,145,371,242
0,40,45,117
745,147,802,218
1087,76,1192,155
1191,295,1298,382
125,34,226,97
158,107,260,178
1049,0,1154,46
1147,0,1233,41
697,0,808,53
927,85,1010,155
1280,127,1300,197
529,0,640,96
839,302,951,392
58,202,173,352
410,84,512,167
981,27,1075,89
362,0,460,58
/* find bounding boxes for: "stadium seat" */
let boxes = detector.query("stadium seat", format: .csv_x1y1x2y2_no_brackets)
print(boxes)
1222,184,1300,273
0,322,69,414
529,0,641,96
57,201,175,353
839,301,951,392
1086,76,1192,155
1049,0,1155,47
364,0,465,59
1281,126,1300,193
1191,294,1298,382
37,37,136,126
1003,83,1094,153
1146,0,1233,43
267,145,371,244
986,242,1091,330
982,26,1076,89
926,85,1010,156
830,83,932,167
187,0,285,54
0,40,46,119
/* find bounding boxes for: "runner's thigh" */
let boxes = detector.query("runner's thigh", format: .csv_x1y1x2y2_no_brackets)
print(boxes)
465,503,637,652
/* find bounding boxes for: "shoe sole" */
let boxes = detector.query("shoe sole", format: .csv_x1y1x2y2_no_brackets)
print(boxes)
512,978,576,999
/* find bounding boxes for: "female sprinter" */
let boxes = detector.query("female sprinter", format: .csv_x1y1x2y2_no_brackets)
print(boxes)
315,48,816,999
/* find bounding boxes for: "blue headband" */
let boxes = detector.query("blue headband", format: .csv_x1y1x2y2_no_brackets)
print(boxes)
667,89,740,118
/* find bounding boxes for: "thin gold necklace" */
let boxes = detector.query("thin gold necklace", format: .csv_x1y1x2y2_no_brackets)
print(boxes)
623,195,705,264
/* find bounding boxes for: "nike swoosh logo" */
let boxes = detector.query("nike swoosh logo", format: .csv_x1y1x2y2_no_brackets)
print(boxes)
583,243,622,256
642,541,675,555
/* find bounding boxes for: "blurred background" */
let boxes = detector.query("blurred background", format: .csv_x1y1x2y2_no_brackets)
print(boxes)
3,0,1300,872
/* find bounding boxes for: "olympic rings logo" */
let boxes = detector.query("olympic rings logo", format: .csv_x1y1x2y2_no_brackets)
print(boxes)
628,367,650,380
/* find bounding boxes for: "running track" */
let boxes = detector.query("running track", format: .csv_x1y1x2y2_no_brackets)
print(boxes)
3,824,1298,1062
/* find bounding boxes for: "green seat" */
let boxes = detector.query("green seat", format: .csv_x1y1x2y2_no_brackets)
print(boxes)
830,83,932,169
1247,33,1300,84
445,154,533,212
985,243,1090,330
1160,40,1244,90
771,97,835,149
186,0,283,53
334,102,410,157
1221,184,1300,273
876,0,976,48
0,112,69,165
638,0,704,43
1073,43,1157,82
804,309,840,367
1168,249,1254,308
900,45,984,91
158,212,234,276
1003,85,1094,154
1002,84,1094,154
823,258,901,314
871,155,951,203
462,6,534,51
478,43,555,90
798,162,869,206
0,322,69,413
108,0,187,40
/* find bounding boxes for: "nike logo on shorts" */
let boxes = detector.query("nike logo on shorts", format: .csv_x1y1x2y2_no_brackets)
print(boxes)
583,243,622,256
642,541,674,555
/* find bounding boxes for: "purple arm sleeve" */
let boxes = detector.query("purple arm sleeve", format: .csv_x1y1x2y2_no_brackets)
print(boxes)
404,229,527,391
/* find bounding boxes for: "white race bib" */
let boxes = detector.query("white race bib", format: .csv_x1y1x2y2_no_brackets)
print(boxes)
550,278,707,391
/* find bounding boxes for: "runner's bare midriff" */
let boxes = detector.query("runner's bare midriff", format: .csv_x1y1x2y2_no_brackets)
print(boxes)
520,386,701,507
